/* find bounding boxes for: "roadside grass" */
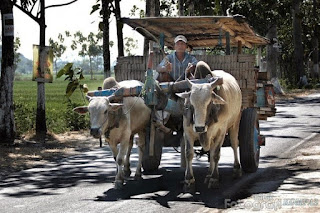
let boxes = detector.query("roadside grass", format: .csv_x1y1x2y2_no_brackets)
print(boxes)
13,74,105,137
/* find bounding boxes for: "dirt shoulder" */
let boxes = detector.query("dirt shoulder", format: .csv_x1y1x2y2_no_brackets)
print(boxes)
0,131,99,177
275,88,320,101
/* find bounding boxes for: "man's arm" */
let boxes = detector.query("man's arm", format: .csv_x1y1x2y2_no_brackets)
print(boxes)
185,55,198,79
156,56,172,73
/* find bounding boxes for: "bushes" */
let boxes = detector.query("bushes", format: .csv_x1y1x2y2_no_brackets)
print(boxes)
14,100,90,137
64,102,89,131
13,75,103,137
14,101,36,136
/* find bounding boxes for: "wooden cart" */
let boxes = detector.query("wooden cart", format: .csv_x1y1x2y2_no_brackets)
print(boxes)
111,15,276,173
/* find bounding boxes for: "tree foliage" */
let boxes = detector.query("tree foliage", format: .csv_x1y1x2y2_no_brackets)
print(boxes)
71,31,103,79
49,33,68,73
174,0,320,86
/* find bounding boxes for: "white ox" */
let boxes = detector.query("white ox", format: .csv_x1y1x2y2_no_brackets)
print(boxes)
177,70,242,190
74,79,151,188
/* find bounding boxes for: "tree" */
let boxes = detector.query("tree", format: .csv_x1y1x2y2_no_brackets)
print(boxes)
91,0,113,78
71,31,103,80
143,0,160,56
49,33,68,74
229,1,282,79
124,37,138,56
114,0,124,57
311,0,319,79
102,0,112,78
0,0,15,143
92,0,128,78
293,0,304,85
14,37,21,71
178,0,184,16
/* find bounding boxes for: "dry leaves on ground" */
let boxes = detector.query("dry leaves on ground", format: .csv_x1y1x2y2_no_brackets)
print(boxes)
0,130,99,177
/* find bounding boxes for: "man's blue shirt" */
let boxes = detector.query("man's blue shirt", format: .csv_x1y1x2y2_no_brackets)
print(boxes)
159,52,198,81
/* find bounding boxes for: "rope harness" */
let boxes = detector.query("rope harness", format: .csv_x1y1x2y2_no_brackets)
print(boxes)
99,87,144,147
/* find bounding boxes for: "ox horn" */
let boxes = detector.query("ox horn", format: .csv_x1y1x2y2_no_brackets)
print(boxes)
210,77,223,89
86,95,92,101
107,94,116,102
186,78,193,89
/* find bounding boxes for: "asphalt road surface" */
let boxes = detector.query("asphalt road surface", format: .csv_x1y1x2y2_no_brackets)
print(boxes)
1,93,319,213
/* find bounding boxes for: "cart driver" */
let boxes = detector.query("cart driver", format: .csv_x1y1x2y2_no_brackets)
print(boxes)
156,35,198,82
154,35,213,133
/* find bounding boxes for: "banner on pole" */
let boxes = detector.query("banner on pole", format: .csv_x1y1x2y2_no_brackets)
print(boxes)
3,14,14,36
32,45,54,83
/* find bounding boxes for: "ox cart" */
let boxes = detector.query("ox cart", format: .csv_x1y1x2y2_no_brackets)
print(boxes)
89,15,276,174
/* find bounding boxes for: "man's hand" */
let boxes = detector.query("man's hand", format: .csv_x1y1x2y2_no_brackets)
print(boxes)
185,63,195,79
185,63,195,74
164,62,172,72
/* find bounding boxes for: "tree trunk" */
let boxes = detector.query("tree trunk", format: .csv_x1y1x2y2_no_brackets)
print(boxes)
0,1,16,144
114,0,124,57
214,0,222,15
266,24,278,79
311,37,319,79
143,0,160,56
89,57,93,80
292,0,304,85
143,0,151,56
36,0,47,138
178,0,184,16
102,0,111,78
312,0,319,80
188,2,195,16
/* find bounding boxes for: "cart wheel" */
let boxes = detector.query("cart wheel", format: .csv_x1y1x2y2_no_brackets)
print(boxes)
142,129,163,172
239,108,260,173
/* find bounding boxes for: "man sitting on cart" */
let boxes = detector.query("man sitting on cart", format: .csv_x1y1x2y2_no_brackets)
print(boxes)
157,35,196,82
154,35,213,133
157,35,212,82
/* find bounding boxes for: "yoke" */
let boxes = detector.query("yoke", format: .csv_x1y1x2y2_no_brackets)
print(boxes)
87,70,223,115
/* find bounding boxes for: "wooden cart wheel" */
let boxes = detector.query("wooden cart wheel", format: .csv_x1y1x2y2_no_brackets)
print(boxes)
239,108,260,173
142,129,163,172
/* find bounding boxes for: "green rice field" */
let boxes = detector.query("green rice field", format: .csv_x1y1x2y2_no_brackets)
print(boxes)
13,74,106,136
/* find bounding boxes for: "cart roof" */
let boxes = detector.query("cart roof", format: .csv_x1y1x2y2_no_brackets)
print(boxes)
122,15,269,49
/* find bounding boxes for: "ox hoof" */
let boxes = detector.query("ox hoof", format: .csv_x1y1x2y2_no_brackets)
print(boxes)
114,180,124,190
232,168,242,179
208,178,219,189
134,174,142,180
124,169,132,178
183,178,195,194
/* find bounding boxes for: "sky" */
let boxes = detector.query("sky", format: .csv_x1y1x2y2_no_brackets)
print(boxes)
1,0,146,62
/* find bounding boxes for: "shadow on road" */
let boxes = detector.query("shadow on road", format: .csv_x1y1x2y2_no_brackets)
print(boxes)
0,148,117,197
1,145,319,210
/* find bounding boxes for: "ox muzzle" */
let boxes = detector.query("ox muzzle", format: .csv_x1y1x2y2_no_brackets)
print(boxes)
194,125,207,133
90,128,102,138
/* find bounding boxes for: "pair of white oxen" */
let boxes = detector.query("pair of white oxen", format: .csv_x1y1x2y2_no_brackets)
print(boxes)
74,69,242,191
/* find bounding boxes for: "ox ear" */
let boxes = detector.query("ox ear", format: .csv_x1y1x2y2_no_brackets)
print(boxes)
73,106,88,114
176,91,191,99
108,103,123,111
211,92,226,105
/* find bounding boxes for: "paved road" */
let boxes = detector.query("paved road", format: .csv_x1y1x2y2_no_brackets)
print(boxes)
1,93,319,213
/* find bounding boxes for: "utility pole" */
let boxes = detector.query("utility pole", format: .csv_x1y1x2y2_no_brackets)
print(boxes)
36,0,47,139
